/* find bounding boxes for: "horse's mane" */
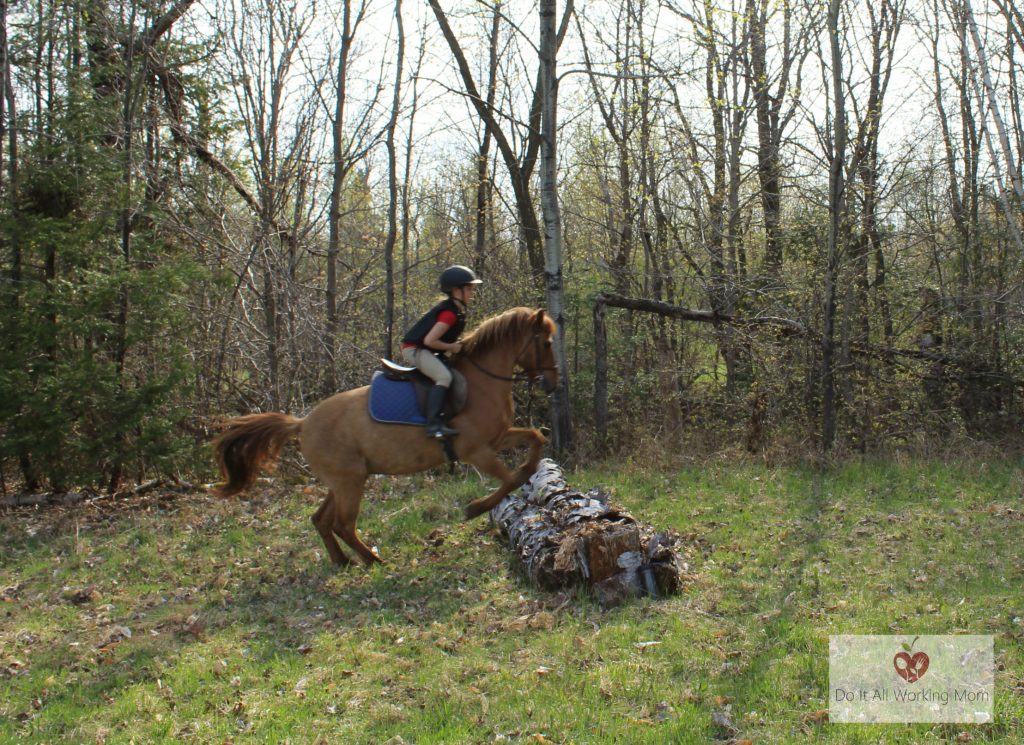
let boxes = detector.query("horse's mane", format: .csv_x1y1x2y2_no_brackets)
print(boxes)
459,307,554,358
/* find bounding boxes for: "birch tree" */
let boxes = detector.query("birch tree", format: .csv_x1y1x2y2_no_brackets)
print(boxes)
540,0,573,450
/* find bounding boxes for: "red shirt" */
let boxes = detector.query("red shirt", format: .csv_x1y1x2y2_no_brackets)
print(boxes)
401,309,458,348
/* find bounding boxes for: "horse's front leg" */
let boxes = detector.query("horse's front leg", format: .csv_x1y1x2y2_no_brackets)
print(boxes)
462,449,525,520
496,427,547,484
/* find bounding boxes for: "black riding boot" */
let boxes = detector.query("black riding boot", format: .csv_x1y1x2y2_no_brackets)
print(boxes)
425,385,459,438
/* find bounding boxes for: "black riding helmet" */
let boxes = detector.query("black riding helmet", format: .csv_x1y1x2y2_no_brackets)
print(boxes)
439,265,483,293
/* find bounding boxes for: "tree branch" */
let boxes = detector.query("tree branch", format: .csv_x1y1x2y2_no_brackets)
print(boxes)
594,292,1024,376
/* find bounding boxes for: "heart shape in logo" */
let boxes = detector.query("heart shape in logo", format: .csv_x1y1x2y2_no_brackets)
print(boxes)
893,651,930,682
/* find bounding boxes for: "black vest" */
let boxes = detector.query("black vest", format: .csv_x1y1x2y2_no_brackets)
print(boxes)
402,298,466,348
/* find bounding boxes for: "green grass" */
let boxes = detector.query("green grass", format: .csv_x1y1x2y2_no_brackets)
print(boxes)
1,456,1022,743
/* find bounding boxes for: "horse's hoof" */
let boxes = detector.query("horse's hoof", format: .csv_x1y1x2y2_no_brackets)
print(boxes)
360,548,385,567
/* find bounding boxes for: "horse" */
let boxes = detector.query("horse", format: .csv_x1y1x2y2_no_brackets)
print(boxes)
212,307,559,567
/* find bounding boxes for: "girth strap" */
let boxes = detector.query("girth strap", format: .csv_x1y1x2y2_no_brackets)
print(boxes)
441,436,458,474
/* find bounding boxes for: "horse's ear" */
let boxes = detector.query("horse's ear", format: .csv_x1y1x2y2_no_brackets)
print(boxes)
533,308,546,327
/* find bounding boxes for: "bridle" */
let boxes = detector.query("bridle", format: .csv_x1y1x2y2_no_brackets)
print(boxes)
462,331,558,384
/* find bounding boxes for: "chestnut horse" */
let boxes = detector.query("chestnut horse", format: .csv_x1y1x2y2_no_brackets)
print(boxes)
213,307,559,567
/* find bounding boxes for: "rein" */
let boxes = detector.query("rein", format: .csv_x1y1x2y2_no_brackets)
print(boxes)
458,326,558,432
460,332,557,383
462,355,522,383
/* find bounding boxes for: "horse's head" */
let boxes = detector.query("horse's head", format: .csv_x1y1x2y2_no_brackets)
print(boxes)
519,309,559,394
459,307,560,392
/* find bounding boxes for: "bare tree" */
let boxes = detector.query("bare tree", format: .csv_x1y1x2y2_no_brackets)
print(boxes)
576,1,642,297
0,0,8,197
540,0,573,451
399,14,430,332
223,0,319,409
844,0,904,349
743,0,812,278
965,0,1023,205
963,0,1024,254
382,0,407,358
325,0,371,389
474,2,501,276
428,0,573,277
665,0,753,390
822,0,847,450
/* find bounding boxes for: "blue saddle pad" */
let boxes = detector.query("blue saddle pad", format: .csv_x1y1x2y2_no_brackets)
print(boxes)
368,370,426,425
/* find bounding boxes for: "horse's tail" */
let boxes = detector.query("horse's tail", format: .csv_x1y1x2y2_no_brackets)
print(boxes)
212,413,304,497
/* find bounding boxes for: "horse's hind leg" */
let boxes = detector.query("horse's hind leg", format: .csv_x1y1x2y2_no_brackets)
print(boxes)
325,472,382,567
311,493,352,567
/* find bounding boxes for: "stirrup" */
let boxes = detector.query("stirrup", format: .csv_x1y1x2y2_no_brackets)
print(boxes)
426,422,459,438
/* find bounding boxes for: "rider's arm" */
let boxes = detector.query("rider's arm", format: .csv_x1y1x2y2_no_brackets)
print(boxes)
423,322,462,354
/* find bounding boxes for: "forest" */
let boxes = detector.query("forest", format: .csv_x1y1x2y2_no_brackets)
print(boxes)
2,0,1023,491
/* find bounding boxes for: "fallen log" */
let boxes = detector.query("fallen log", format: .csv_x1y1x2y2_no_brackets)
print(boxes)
490,459,683,606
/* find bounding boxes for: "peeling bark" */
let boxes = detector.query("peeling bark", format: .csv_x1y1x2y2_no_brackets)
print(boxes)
490,460,683,607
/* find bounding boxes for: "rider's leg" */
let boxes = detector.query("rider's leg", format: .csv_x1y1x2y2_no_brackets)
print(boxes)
401,347,459,438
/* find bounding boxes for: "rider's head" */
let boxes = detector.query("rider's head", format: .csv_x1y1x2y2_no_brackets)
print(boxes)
439,265,482,304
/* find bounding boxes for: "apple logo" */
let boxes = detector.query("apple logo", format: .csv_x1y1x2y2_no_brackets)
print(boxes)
894,636,930,683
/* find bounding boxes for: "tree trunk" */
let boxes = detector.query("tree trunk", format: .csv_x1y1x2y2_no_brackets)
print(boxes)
382,0,404,359
110,0,140,492
593,299,608,445
400,28,426,332
963,0,1024,254
822,0,847,451
326,0,354,390
474,4,500,277
964,0,1024,206
0,0,5,197
539,0,572,452
0,0,31,489
744,0,806,280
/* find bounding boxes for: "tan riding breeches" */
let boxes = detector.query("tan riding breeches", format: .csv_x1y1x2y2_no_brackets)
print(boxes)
401,346,453,388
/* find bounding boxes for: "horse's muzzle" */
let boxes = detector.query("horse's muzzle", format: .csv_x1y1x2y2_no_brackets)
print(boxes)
539,374,558,394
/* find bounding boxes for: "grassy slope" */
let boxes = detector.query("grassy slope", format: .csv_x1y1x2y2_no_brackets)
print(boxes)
1,456,1022,744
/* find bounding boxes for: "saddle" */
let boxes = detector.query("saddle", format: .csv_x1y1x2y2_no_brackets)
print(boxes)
368,359,467,426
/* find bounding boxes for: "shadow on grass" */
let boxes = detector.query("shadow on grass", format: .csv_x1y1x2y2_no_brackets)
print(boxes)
0,480,513,739
699,463,1017,743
